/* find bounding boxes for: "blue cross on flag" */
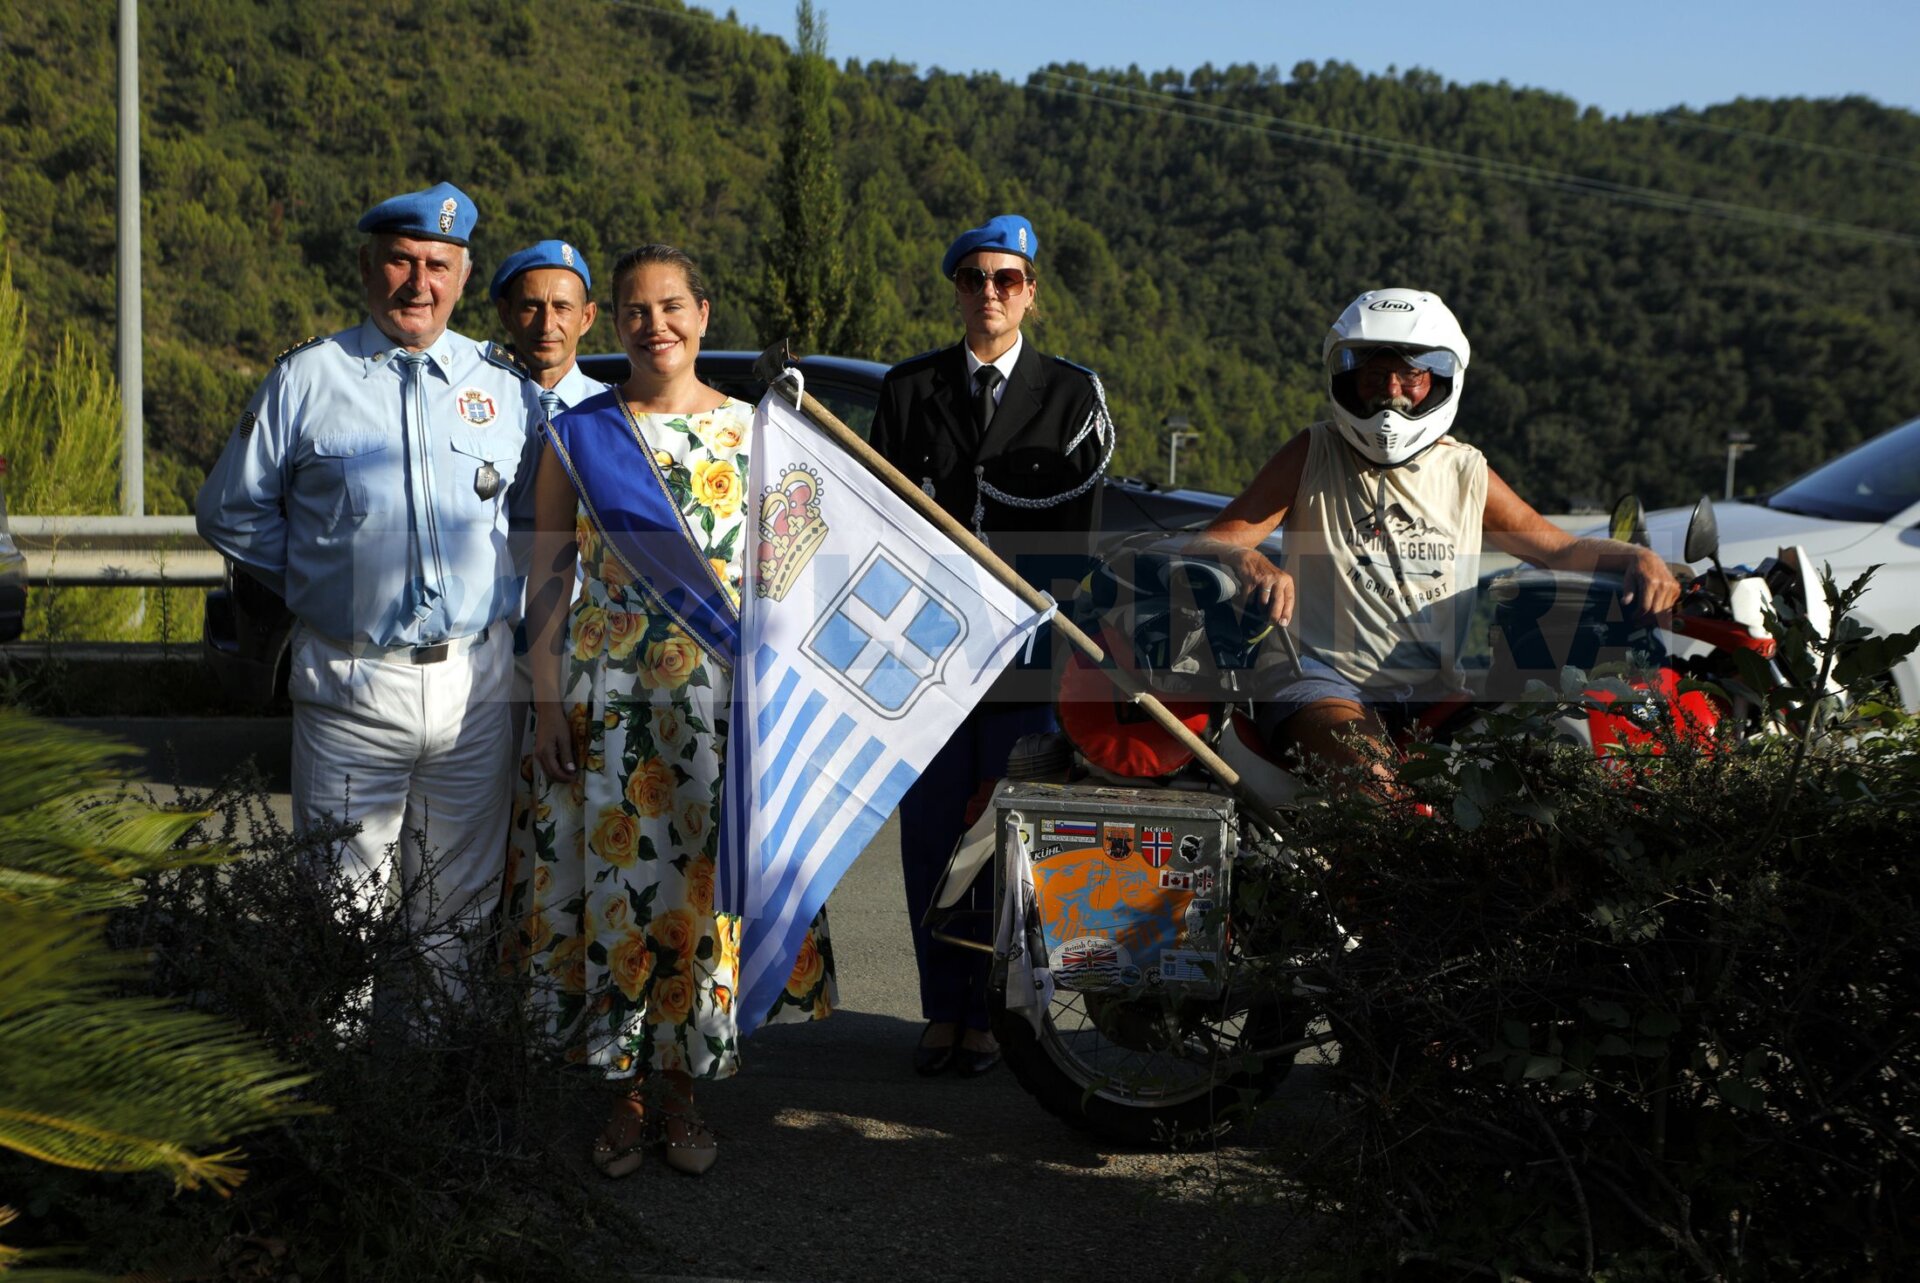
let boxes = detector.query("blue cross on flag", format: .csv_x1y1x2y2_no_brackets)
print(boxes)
805,550,966,717
720,390,1053,1035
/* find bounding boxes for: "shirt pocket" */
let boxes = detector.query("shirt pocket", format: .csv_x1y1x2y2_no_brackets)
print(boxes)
447,430,522,521
309,431,390,524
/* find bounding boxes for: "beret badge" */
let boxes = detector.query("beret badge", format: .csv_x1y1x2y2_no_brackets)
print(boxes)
438,197,457,234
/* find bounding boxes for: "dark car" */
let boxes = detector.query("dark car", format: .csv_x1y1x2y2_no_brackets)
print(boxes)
0,457,26,643
201,351,1231,706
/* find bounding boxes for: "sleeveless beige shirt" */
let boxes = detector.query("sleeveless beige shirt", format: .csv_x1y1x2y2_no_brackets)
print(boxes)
1283,423,1489,693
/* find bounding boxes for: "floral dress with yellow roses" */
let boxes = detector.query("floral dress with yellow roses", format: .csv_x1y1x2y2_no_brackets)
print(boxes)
502,397,835,1080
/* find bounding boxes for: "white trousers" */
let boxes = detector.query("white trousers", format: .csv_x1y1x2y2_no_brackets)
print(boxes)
288,624,514,997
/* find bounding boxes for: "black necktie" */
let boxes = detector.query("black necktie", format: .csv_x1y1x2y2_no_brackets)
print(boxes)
974,365,1003,434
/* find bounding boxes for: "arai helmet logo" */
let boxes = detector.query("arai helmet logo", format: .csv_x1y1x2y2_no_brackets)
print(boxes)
1368,299,1415,312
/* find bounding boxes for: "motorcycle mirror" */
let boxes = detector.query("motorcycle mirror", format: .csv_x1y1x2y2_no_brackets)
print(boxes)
1609,494,1651,548
1683,495,1721,565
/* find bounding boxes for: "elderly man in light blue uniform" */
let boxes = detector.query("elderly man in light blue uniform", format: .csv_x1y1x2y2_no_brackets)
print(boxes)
197,182,542,988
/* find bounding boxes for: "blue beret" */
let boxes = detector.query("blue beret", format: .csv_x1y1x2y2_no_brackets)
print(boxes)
489,240,594,301
941,214,1039,279
356,181,478,247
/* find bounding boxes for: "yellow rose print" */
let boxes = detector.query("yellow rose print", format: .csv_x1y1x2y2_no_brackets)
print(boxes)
624,756,676,818
712,983,733,1012
785,933,825,999
591,807,642,868
640,630,701,690
608,927,655,1002
599,553,633,596
572,603,608,660
704,416,747,459
653,707,686,749
680,800,710,842
710,556,741,606
597,890,632,935
648,907,700,969
547,934,588,994
521,910,554,957
654,448,675,469
607,611,645,663
648,971,696,1025
686,855,716,918
690,457,741,518
715,914,741,975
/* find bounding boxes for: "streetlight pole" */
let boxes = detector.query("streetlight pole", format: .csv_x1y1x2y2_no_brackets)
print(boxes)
1165,414,1199,488
1724,430,1754,501
117,0,143,517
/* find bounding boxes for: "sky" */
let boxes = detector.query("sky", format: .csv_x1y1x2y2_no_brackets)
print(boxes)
702,0,1917,120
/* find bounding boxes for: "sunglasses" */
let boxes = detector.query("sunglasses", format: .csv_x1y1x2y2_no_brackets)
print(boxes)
953,266,1033,296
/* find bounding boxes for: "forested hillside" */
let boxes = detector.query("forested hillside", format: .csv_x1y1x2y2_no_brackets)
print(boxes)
3,0,1917,507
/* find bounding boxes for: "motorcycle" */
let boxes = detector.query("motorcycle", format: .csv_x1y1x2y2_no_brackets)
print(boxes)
927,494,1838,1144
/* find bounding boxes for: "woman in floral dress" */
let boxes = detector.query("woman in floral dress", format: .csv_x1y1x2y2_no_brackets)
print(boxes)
502,245,833,1177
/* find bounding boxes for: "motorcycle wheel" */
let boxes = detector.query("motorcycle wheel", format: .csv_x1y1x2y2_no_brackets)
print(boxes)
989,978,1306,1146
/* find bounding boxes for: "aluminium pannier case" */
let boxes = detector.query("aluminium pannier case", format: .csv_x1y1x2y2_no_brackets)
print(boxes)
995,781,1234,999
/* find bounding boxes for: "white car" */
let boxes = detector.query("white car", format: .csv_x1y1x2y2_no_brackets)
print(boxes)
1642,415,1920,710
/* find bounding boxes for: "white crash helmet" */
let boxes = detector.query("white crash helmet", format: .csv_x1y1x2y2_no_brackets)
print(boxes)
1322,288,1471,467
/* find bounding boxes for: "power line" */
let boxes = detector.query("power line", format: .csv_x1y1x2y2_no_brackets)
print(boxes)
1653,112,1920,176
1031,73,1920,250
588,2,1920,251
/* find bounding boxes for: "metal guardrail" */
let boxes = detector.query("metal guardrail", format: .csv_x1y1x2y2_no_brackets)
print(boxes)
4,515,222,587
0,511,1608,591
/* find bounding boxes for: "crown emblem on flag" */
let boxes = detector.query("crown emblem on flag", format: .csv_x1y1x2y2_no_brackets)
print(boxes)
755,465,828,601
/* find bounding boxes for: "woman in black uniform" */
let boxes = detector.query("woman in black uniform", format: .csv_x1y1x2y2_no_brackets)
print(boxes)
869,213,1113,1077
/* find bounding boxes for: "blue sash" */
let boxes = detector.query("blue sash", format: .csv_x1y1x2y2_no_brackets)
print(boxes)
542,390,739,668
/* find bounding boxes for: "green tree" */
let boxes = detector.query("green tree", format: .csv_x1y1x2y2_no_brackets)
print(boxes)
758,1,874,356
0,713,308,1278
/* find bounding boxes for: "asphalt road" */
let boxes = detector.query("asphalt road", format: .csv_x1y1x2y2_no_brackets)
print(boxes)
88,717,1332,1283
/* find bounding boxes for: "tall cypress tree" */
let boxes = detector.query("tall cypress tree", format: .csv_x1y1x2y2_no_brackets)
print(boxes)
759,1,874,356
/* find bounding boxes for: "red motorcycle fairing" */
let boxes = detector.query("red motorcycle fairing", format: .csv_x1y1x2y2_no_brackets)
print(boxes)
1056,625,1214,780
1579,665,1723,755
1671,612,1778,659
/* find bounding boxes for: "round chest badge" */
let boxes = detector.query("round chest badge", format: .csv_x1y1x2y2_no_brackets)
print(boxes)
457,388,498,426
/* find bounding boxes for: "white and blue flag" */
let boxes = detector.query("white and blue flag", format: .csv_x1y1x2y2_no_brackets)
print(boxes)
720,389,1052,1035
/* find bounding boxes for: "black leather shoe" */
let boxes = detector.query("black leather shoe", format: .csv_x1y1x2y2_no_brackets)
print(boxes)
913,1025,958,1077
954,1043,1001,1078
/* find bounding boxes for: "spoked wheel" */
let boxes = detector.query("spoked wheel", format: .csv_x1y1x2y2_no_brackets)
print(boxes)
990,975,1307,1146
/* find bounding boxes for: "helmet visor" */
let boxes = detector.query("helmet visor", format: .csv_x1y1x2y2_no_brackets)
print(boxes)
1326,343,1462,380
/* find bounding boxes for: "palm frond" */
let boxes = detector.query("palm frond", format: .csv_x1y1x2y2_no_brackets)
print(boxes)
0,715,308,1206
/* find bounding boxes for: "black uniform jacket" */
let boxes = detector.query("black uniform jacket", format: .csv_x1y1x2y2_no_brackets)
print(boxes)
869,339,1108,704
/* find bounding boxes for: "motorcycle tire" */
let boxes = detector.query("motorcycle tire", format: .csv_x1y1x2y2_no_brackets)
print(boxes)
988,981,1306,1147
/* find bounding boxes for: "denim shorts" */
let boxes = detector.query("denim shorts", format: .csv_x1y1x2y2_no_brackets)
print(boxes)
1253,654,1457,744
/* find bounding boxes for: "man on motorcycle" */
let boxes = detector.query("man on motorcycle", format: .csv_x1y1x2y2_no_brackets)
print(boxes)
1189,288,1681,790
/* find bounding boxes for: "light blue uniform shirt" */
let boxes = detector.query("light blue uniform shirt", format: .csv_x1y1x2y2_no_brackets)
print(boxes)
197,320,544,648
544,359,612,412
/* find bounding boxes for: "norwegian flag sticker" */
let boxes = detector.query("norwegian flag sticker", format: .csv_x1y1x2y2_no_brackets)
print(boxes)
1141,828,1174,868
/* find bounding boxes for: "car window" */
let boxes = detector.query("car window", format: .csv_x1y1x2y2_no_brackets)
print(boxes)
1767,415,1920,523
810,381,877,441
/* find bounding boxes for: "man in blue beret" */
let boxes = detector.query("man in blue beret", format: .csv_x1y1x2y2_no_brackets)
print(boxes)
489,239,610,417
869,213,1113,1078
197,180,545,1021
